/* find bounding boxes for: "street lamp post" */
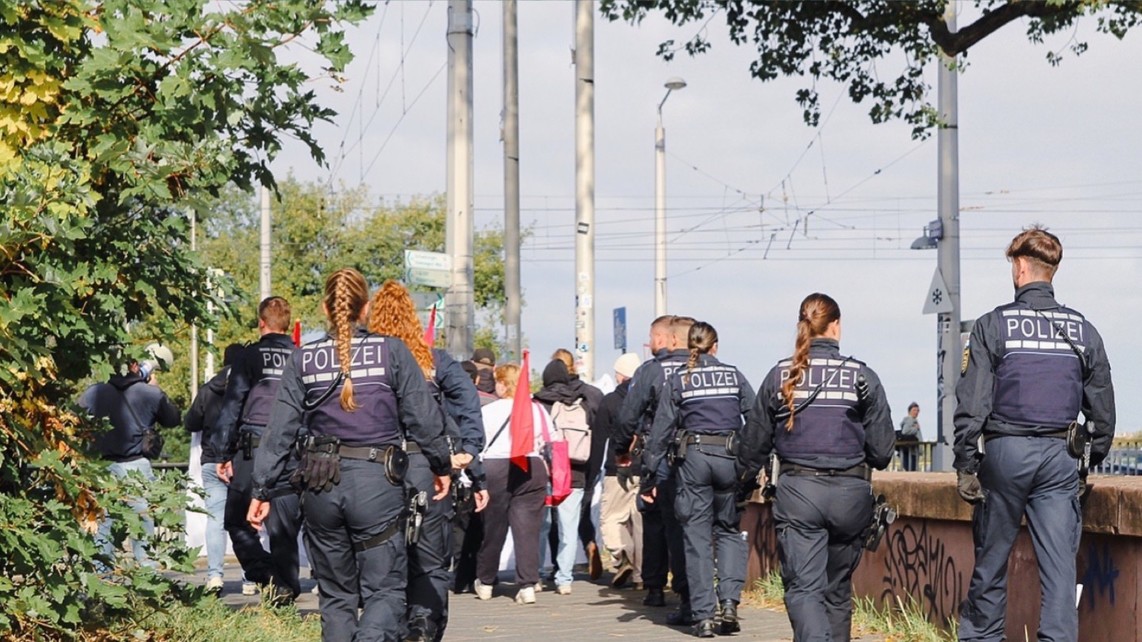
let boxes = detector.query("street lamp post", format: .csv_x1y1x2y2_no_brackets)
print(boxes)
655,77,686,318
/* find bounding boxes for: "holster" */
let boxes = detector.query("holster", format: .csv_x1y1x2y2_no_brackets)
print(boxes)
724,431,739,457
629,434,645,460
405,488,428,546
385,446,409,486
240,432,254,461
1066,420,1092,460
862,493,897,552
668,430,690,466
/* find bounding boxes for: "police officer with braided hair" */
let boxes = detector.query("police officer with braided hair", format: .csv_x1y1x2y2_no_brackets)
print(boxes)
249,268,451,642
367,279,487,642
616,315,695,620
212,296,300,599
954,227,1115,642
738,293,894,642
643,321,756,638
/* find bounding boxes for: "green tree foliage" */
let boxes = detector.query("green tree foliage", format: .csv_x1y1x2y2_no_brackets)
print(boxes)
600,0,1142,137
0,0,372,637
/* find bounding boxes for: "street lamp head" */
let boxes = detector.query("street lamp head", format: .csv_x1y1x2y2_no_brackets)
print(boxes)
910,235,938,250
664,77,687,91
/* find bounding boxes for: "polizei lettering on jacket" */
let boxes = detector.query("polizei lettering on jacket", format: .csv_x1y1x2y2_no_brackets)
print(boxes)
301,339,388,384
992,308,1086,428
300,335,400,445
777,358,861,403
679,367,741,399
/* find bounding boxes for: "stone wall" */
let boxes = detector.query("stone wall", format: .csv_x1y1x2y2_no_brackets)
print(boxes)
742,472,1142,641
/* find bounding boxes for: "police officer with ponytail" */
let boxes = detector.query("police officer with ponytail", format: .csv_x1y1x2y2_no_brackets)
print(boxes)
954,227,1115,642
368,280,487,642
643,321,756,638
738,293,894,642
249,268,451,642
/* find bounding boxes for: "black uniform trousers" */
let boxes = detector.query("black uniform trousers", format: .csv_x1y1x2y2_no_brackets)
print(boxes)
224,432,274,586
958,436,1080,642
774,473,872,642
406,451,455,640
640,473,689,600
674,446,747,621
451,486,483,593
304,458,407,642
267,488,302,598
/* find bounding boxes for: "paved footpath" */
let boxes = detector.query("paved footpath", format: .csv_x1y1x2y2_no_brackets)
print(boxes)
198,562,884,641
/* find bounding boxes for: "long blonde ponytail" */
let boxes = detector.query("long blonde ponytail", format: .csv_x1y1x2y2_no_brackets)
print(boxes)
323,268,369,411
780,293,840,430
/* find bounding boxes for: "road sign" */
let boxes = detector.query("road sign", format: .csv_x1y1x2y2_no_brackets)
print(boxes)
922,268,954,315
404,250,452,271
406,267,451,289
613,307,627,352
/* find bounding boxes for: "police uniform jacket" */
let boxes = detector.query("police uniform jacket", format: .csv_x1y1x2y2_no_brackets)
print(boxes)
80,372,181,462
643,354,756,490
431,349,485,458
251,328,450,501
614,348,690,456
953,281,1115,473
212,333,298,460
738,338,894,479
184,366,230,465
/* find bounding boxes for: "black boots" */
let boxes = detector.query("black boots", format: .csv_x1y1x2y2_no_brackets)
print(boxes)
718,599,740,634
642,587,666,607
691,619,716,638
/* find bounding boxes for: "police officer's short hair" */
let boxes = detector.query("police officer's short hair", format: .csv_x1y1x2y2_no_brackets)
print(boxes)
259,296,291,333
1006,226,1061,279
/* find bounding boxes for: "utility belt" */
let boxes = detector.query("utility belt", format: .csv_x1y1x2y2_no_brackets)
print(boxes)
982,429,1067,443
239,429,263,460
669,430,738,465
403,441,422,454
291,435,410,492
352,487,428,551
780,462,870,481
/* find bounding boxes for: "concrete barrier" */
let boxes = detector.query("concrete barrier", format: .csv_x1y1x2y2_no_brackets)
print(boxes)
742,471,1142,641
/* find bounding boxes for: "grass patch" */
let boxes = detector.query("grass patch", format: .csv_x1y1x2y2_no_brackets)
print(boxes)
146,593,322,642
744,572,957,642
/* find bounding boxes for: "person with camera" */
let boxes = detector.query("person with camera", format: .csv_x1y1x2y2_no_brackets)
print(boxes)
248,268,450,642
642,321,756,638
615,315,695,619
212,296,301,600
738,293,894,642
954,227,1115,642
367,280,488,642
80,350,181,566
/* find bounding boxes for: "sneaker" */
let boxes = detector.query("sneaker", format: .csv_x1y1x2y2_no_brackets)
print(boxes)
555,583,572,595
515,586,536,604
241,581,257,596
474,579,493,601
586,541,603,581
311,584,320,596
534,580,545,592
205,576,224,594
611,556,634,588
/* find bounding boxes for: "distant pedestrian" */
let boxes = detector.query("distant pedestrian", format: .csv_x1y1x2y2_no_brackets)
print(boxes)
896,402,921,471
954,227,1115,642
595,353,644,588
470,348,497,396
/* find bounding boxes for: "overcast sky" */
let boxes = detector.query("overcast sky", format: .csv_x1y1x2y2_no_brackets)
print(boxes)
270,1,1142,440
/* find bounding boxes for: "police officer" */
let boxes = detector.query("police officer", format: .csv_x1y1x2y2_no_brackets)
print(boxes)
954,227,1115,642
212,296,301,599
249,268,451,642
643,321,756,638
367,280,487,642
738,293,894,642
616,315,695,620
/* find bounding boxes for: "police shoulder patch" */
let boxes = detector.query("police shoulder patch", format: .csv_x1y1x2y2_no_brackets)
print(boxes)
960,338,971,375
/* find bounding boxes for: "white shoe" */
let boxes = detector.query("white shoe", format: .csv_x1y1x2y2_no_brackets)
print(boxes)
241,581,257,596
474,579,493,601
205,576,224,593
555,584,572,595
515,586,536,604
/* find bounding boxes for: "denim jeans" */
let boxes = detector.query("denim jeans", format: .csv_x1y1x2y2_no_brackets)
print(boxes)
200,463,228,579
99,457,156,565
540,488,584,587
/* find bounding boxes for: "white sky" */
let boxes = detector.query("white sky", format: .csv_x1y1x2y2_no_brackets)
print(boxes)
270,1,1142,439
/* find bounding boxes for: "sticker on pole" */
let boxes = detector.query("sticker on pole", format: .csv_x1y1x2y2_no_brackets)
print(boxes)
922,268,954,315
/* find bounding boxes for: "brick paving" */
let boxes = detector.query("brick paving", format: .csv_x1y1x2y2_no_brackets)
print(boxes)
198,561,883,641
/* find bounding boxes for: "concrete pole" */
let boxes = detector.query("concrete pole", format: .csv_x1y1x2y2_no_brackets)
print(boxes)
446,0,475,358
189,209,198,395
573,0,595,381
934,3,961,472
260,185,271,302
654,117,667,318
503,0,521,364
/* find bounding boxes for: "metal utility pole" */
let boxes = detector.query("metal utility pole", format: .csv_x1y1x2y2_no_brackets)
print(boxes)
446,0,475,358
573,0,595,381
260,185,271,302
503,0,521,363
934,2,961,472
655,78,686,318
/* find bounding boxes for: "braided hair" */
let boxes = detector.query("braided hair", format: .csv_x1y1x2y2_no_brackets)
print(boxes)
685,321,718,372
323,268,369,411
367,279,435,378
780,293,840,430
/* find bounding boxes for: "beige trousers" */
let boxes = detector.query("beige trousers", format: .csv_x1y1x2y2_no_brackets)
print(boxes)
599,476,642,583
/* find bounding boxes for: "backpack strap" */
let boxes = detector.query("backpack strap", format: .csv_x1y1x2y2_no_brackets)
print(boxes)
482,415,512,455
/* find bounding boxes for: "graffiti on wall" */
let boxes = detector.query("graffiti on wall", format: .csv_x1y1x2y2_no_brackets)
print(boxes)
881,521,965,624
748,505,779,575
1081,540,1119,611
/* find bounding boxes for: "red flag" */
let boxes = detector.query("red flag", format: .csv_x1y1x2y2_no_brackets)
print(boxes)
423,304,437,347
292,321,301,347
509,350,534,470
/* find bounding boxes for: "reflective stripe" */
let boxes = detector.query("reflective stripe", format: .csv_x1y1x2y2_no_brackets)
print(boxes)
1001,309,1082,323
680,388,740,400
302,372,337,384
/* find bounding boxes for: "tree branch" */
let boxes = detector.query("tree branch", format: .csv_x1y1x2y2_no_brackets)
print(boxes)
931,1,1083,56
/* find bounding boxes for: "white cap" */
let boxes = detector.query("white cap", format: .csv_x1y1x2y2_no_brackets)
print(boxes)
614,353,642,379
